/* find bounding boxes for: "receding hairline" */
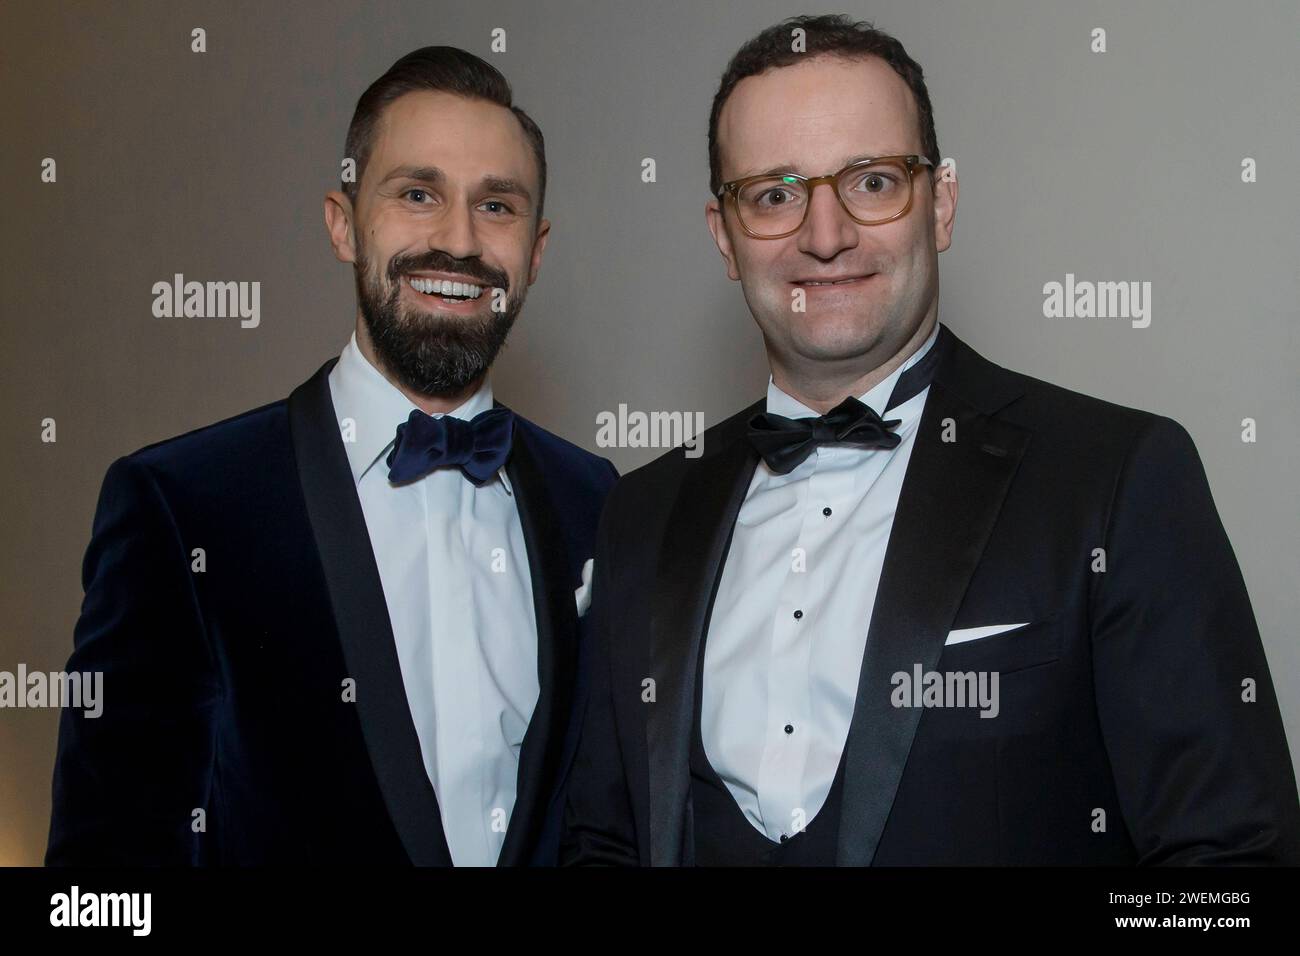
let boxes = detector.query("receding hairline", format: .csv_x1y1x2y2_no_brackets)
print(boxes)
713,51,926,188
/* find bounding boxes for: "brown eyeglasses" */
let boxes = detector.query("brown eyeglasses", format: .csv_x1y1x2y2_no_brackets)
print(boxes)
717,154,935,239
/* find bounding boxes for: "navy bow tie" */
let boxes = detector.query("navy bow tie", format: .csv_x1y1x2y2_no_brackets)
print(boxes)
386,406,514,485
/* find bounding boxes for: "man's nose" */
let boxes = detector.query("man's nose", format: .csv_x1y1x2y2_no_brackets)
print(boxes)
795,181,859,260
429,200,483,260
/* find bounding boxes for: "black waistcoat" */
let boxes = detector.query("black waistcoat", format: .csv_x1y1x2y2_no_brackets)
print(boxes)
689,622,847,866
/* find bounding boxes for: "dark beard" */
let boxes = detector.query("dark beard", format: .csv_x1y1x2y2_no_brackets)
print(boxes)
353,247,523,398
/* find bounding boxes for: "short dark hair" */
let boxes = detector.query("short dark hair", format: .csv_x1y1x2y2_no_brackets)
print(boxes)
707,15,940,196
342,46,547,221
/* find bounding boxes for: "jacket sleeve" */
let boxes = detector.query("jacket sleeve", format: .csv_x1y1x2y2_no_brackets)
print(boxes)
1091,415,1300,864
46,455,221,865
560,487,641,865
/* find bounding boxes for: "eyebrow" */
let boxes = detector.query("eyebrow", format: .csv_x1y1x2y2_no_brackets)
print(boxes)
733,153,901,181
480,175,532,202
379,165,533,203
380,165,446,185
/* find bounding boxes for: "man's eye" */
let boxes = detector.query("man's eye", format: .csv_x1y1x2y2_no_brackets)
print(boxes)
757,188,795,207
479,199,514,215
850,173,896,193
404,188,431,203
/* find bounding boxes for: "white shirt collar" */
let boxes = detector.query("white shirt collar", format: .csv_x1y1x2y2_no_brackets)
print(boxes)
328,331,511,492
765,321,940,419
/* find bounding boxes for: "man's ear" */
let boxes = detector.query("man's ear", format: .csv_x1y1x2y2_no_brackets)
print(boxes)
527,217,551,286
931,163,958,254
324,190,358,263
705,198,742,281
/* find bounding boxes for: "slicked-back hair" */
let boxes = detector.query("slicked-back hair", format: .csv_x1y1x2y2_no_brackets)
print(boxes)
342,46,546,222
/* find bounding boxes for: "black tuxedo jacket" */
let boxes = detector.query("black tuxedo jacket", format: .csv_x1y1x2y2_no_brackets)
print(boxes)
563,324,1300,865
47,359,616,865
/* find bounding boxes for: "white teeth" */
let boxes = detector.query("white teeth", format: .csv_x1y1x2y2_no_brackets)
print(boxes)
408,277,484,298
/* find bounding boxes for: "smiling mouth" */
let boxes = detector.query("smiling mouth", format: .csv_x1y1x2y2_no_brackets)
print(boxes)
794,274,876,287
403,274,487,303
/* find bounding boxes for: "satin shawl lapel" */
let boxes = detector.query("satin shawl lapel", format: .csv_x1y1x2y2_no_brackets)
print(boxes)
497,419,577,866
646,401,763,866
836,333,1030,865
288,359,453,866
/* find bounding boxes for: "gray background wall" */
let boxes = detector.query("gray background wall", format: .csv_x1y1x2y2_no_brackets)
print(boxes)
1,0,1295,865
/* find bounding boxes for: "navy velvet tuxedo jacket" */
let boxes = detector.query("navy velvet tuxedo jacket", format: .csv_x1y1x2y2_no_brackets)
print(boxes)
563,324,1300,865
46,358,616,866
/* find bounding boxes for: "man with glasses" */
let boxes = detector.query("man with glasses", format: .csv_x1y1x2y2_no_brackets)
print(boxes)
563,15,1300,865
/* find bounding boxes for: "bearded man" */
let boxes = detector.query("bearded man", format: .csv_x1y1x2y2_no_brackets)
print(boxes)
47,46,615,867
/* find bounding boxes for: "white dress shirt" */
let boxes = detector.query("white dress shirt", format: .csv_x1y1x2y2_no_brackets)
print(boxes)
701,322,939,842
328,332,539,866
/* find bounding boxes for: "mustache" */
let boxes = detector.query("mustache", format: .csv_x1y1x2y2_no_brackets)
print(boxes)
386,250,509,291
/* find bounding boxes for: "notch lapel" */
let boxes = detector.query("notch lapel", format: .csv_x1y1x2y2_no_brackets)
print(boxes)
496,420,577,866
835,337,1030,865
288,359,453,867
646,402,763,866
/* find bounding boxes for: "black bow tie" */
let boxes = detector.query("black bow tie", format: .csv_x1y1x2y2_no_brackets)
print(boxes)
746,326,949,475
748,397,901,475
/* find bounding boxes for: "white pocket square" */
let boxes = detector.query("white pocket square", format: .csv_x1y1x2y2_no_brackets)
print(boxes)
943,622,1029,646
574,558,594,618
